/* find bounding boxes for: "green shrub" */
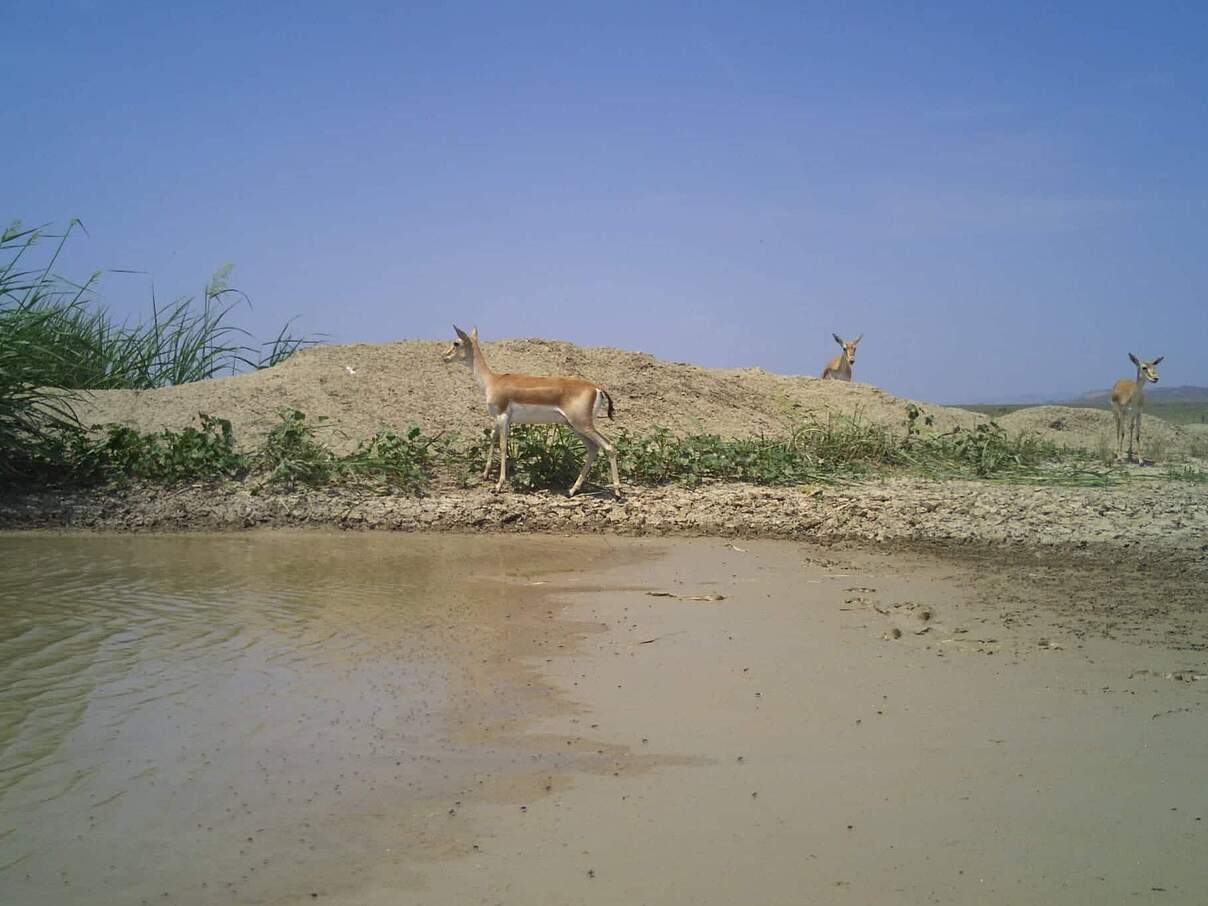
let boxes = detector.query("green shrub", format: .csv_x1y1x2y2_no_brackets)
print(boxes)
257,408,337,487
435,410,1084,493
97,415,248,482
342,426,431,493
495,425,589,491
615,429,826,486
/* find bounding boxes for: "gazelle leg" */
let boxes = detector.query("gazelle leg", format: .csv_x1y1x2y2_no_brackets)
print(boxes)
583,427,622,498
483,423,498,480
495,413,510,492
1112,406,1123,461
1134,413,1143,463
568,436,598,497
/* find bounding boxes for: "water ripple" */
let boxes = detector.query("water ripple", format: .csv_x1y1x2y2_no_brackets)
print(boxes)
0,531,536,905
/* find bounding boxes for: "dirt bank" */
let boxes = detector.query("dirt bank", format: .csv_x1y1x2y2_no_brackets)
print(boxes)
6,475,1207,574
66,338,1204,457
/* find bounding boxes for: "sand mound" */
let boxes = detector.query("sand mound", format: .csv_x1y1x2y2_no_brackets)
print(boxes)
67,338,1195,457
996,405,1200,458
69,339,977,452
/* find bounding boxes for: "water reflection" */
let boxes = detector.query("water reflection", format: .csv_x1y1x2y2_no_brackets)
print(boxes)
0,531,595,905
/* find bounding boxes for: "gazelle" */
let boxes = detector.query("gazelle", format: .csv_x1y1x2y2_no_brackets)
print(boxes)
1110,353,1163,463
821,333,862,381
442,326,622,498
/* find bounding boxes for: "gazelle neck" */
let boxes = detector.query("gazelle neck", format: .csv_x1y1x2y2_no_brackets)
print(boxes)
1134,363,1148,401
470,339,495,389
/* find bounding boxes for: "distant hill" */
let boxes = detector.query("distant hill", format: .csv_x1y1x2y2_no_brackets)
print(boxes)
1078,385,1208,403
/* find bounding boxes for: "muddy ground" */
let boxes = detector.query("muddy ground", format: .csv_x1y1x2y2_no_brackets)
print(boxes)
4,532,1205,906
402,537,1208,906
5,475,1207,577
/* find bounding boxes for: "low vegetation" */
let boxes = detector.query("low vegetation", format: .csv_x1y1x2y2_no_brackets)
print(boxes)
255,409,438,492
6,401,1158,497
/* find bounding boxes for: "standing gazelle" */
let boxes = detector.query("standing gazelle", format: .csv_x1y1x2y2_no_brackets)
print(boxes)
1110,353,1163,463
442,326,622,498
821,333,862,381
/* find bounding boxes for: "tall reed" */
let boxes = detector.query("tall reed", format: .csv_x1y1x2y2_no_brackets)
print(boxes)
1,219,320,476
1,222,89,474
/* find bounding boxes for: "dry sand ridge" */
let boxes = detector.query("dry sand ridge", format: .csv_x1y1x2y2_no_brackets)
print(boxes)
68,339,1203,456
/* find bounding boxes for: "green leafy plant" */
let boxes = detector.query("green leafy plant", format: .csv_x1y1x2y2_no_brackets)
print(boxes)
257,408,337,487
496,425,589,491
97,415,248,482
341,426,432,493
905,402,935,438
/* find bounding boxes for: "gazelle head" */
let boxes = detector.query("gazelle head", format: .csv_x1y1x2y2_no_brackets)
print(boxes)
833,333,863,366
1128,353,1164,384
443,324,478,365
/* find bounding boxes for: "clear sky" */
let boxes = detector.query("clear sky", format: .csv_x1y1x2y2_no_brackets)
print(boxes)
5,1,1206,402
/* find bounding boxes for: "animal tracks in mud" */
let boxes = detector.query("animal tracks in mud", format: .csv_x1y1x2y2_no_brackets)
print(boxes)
837,589,1008,653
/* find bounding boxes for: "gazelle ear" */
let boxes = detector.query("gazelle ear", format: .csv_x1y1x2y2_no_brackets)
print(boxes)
852,334,863,346
470,326,478,341
1128,352,1139,365
453,324,469,341
1152,356,1164,365
832,333,844,346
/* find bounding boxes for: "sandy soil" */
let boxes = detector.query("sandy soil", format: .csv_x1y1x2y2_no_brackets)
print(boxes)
65,338,1203,457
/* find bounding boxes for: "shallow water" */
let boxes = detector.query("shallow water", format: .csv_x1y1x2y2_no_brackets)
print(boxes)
5,532,1205,905
0,532,606,905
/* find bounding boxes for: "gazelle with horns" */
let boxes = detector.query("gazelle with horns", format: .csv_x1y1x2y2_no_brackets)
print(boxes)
442,326,622,498
821,333,862,381
1110,353,1164,463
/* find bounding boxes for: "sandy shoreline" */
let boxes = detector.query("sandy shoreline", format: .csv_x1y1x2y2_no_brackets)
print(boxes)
5,474,1208,573
346,536,1208,905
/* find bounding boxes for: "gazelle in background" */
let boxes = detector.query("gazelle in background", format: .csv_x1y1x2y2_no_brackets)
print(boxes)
1110,353,1163,463
442,326,622,498
821,333,862,381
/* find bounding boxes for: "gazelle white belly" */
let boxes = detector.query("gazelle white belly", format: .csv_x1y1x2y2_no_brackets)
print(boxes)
489,402,569,426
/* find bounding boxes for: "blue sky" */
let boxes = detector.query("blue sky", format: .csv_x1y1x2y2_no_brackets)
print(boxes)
4,1,1206,402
